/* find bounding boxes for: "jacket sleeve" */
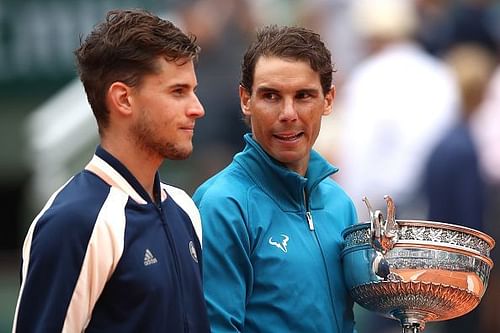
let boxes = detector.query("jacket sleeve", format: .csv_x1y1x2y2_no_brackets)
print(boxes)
195,190,252,333
13,187,126,333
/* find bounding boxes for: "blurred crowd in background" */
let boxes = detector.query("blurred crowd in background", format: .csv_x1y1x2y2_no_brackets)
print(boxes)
1,0,500,332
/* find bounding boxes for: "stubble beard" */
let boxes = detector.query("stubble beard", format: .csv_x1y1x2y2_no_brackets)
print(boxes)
131,116,192,161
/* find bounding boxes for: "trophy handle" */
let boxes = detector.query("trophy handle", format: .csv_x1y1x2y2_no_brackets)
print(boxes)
382,195,399,250
363,196,399,254
363,196,402,281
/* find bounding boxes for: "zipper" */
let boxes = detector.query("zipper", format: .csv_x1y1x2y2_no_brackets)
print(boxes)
303,188,341,332
306,211,314,231
303,189,314,230
157,203,188,331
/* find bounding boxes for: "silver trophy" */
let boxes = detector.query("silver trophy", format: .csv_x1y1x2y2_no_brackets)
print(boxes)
341,195,495,333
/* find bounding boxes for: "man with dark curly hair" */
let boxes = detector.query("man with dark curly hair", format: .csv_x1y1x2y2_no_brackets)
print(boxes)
194,25,358,333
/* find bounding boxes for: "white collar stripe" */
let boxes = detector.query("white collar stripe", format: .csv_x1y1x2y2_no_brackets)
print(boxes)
86,155,147,204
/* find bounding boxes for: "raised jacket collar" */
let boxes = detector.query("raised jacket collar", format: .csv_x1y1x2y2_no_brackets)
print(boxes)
85,145,162,205
233,133,338,211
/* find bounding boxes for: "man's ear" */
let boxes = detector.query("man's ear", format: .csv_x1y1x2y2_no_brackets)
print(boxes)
323,85,336,116
107,82,133,116
239,85,251,116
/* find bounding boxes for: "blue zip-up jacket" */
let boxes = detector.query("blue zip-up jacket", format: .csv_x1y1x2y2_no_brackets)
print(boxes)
194,134,358,332
13,146,210,333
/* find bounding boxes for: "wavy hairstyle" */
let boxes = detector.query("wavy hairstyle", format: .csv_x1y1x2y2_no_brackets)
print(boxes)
240,25,334,96
75,9,200,133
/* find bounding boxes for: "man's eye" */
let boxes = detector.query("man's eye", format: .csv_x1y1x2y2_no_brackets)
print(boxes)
296,92,311,99
173,89,184,96
263,93,279,100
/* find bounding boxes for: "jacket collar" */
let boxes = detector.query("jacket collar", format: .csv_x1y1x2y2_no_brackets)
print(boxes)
85,145,161,205
234,134,338,211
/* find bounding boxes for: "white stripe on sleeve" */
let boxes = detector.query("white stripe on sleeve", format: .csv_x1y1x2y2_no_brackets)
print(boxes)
62,187,128,332
163,184,202,247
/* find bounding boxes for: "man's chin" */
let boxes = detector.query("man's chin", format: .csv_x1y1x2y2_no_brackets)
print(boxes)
164,148,193,160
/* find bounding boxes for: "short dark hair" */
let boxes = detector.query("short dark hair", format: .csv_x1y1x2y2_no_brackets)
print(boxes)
74,9,200,132
240,25,334,95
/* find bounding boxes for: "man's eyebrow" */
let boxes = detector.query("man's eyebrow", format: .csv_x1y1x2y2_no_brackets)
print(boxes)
255,86,321,94
167,83,199,92
296,88,320,95
255,86,279,94
168,83,191,89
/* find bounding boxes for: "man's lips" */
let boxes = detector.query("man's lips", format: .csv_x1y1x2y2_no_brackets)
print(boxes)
273,132,304,141
180,124,195,131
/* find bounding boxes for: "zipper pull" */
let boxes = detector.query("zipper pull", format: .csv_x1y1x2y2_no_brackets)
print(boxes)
306,211,314,231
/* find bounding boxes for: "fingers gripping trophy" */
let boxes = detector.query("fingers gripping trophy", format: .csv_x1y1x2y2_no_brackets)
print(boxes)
341,195,495,333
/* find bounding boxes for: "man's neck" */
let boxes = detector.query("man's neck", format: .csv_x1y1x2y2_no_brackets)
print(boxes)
100,140,162,203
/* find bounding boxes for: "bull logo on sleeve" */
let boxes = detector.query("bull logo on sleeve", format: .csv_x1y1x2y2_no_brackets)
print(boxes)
268,234,289,253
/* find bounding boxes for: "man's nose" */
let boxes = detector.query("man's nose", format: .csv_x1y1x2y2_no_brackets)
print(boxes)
278,99,298,121
188,94,205,118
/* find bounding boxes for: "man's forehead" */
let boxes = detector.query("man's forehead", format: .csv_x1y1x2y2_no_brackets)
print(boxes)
249,56,323,93
254,55,312,70
254,56,318,76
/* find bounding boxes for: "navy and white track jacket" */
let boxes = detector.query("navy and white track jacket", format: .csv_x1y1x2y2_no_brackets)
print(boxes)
12,146,210,333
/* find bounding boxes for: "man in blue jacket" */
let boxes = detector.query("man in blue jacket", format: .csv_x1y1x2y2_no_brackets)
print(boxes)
194,25,358,332
13,9,210,332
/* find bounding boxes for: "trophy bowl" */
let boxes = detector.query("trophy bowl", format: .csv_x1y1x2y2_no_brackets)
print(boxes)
341,197,495,333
